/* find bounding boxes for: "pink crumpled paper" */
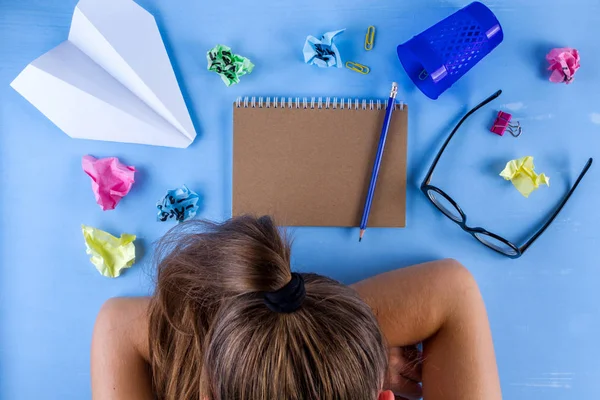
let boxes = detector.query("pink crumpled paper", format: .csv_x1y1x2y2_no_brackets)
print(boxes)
82,155,136,211
546,47,580,84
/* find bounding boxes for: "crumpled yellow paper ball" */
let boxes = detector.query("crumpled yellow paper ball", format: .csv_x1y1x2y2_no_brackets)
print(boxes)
82,225,136,278
500,156,549,198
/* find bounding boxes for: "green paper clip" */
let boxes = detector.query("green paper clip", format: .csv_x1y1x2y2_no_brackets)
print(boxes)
364,26,375,51
346,61,370,74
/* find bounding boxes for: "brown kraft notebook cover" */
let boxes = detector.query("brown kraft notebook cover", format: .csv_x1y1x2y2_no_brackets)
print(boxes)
233,97,408,227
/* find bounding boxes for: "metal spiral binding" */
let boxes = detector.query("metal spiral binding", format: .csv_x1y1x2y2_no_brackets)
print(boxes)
235,96,405,110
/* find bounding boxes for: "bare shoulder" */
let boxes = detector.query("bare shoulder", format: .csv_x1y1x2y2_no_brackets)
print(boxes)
352,258,476,291
93,297,151,361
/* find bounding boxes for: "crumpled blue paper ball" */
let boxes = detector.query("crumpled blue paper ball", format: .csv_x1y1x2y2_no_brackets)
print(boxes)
156,185,200,223
303,29,345,68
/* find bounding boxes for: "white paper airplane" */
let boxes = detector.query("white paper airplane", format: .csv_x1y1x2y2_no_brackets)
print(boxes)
10,0,197,148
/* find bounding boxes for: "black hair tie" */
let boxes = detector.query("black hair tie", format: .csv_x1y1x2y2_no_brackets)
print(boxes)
263,273,306,313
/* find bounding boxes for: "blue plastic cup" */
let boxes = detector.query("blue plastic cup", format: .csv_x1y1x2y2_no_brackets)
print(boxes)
397,2,503,99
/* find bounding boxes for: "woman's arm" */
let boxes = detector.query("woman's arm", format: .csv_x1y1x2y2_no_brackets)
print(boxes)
91,297,152,400
352,259,501,400
91,259,500,400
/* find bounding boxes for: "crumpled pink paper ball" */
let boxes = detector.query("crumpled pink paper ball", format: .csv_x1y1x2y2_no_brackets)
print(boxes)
546,47,580,84
82,155,136,211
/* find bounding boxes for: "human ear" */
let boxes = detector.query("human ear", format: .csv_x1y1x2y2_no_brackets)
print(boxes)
377,389,395,400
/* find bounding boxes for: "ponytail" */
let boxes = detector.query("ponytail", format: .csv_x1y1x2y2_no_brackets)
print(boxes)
148,215,387,400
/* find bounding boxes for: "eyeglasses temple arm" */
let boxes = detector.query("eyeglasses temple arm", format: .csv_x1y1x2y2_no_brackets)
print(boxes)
520,158,593,254
422,90,503,186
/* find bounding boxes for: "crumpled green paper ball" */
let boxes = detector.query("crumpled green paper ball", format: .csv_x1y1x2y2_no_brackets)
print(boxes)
207,44,254,86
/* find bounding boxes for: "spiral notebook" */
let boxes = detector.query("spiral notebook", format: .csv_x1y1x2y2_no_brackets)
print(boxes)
233,96,408,227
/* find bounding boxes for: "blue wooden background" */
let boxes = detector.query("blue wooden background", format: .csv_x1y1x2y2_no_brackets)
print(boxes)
1,0,599,398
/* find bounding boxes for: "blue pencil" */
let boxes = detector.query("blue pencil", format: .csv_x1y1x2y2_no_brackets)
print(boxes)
359,82,398,242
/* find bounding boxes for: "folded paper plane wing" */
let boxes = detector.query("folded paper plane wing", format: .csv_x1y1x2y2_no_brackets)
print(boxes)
10,0,196,148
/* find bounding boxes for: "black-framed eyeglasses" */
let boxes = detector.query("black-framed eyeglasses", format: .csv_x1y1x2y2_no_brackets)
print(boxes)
421,90,593,258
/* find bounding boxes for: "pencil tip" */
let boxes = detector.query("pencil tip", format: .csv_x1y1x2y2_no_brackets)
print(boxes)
359,229,365,242
358,237,362,242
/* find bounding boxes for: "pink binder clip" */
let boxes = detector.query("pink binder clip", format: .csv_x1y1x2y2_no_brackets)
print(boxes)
491,111,522,137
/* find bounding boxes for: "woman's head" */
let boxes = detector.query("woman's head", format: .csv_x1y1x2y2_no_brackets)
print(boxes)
149,215,388,400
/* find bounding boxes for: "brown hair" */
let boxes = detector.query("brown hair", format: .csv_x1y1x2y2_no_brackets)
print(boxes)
148,215,388,400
